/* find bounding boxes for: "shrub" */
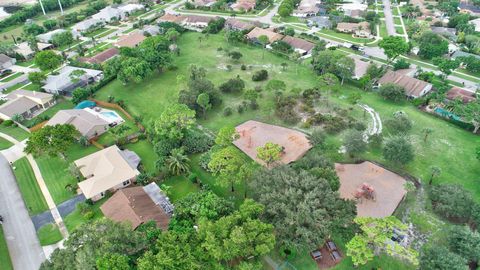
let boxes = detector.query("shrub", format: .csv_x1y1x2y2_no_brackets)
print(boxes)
429,184,478,224
241,64,247,70
219,76,245,93
378,83,406,102
393,58,410,70
83,211,95,220
182,129,214,154
275,96,300,124
188,173,198,184
3,120,13,126
199,151,212,171
237,104,245,113
252,69,268,81
385,111,412,134
223,107,233,116
309,129,327,147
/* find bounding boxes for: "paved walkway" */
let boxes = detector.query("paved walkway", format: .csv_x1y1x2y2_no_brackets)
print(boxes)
0,153,45,270
0,132,69,239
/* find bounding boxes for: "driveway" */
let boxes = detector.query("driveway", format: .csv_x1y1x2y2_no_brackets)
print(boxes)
0,154,45,270
382,0,396,36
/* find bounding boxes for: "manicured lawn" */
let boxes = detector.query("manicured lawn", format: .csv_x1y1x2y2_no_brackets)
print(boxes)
36,144,98,204
122,28,135,34
161,176,200,202
95,28,116,38
394,17,402,25
13,158,49,215
319,29,374,44
84,27,108,38
85,42,112,57
379,21,388,37
37,224,63,246
16,60,35,67
0,137,13,150
395,26,404,34
0,227,13,270
392,7,400,16
3,82,28,93
64,197,106,232
21,83,42,91
0,124,30,141
0,72,24,82
124,140,157,174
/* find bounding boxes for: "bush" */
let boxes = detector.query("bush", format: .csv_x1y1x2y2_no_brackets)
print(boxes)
219,76,245,93
182,129,214,154
393,58,410,70
378,83,406,102
309,129,327,147
429,184,478,224
252,69,268,81
83,211,95,220
275,96,300,124
241,64,247,70
223,107,233,116
188,173,198,184
237,104,245,113
385,111,412,134
3,120,14,127
199,151,212,171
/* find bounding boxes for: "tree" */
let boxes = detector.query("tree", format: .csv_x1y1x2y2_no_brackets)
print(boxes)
313,50,343,75
257,35,269,59
69,69,87,84
476,145,480,161
28,72,46,85
346,216,419,267
457,100,480,134
256,142,282,167
429,184,477,224
215,126,239,147
383,136,414,166
166,148,190,175
219,76,245,93
43,19,57,30
198,199,275,263
208,146,245,192
228,51,243,62
34,50,62,71
334,56,354,85
153,103,196,142
265,79,286,92
422,127,433,142
433,57,460,78
393,58,410,70
96,253,130,270
378,83,405,102
40,219,147,270
196,93,211,119
385,111,412,134
51,31,74,47
251,166,356,251
137,35,172,71
165,28,180,42
343,129,367,157
23,23,44,36
109,125,131,144
420,245,468,270
417,31,449,59
117,56,152,84
378,36,410,63
428,166,441,185
25,124,79,158
11,113,25,123
447,226,480,267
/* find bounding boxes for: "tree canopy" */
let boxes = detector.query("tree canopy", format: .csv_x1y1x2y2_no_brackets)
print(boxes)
25,124,79,157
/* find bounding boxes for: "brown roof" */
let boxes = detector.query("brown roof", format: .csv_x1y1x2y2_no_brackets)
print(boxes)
246,27,284,43
184,14,214,24
158,13,186,23
100,186,170,230
232,0,256,11
446,87,476,103
79,47,119,64
336,22,359,31
378,70,433,98
281,36,315,52
116,31,146,48
225,18,255,31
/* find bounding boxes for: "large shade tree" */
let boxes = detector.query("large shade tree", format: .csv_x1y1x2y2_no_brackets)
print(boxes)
25,124,79,158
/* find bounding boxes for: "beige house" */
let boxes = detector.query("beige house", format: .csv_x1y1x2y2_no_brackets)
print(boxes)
281,36,315,55
115,31,146,48
0,90,55,120
336,22,372,38
246,27,284,44
46,109,109,139
76,145,141,201
378,70,433,98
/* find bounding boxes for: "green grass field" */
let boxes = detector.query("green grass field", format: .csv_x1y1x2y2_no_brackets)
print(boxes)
37,224,63,246
0,72,24,82
319,29,374,44
64,197,106,232
0,227,13,270
13,158,49,215
0,137,13,150
396,26,404,34
124,140,157,174
0,124,30,141
394,16,402,25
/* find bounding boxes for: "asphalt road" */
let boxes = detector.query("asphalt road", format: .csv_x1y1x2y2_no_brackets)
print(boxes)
0,154,45,270
382,0,396,36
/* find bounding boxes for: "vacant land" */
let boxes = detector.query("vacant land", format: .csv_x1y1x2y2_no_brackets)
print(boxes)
13,158,49,215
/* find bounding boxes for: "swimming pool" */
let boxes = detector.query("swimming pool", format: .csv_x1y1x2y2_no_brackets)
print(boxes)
100,111,122,123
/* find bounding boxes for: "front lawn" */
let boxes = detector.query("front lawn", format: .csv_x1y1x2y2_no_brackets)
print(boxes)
13,158,49,215
395,26,404,34
0,72,24,82
64,197,106,232
36,144,98,204
0,227,12,270
319,29,374,44
0,137,12,150
37,224,63,246
84,27,108,38
393,16,402,25
0,124,30,141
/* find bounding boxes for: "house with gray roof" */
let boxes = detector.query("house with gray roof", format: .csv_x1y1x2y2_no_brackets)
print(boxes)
451,50,480,61
14,42,53,59
42,66,103,95
0,90,55,120
306,16,332,29
0,54,15,74
72,18,104,33
47,109,109,139
92,6,126,22
36,29,79,43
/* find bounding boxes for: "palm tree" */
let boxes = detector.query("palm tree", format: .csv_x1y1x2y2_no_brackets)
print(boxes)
166,148,190,176
422,127,433,142
428,166,442,185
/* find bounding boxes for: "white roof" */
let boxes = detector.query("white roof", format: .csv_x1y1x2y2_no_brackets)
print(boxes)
43,66,103,93
76,145,140,199
92,6,125,21
37,29,67,42
470,18,480,31
14,42,52,57
118,4,144,13
339,3,368,10
73,18,103,31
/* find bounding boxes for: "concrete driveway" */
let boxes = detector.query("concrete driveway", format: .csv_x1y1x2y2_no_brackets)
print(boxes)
0,154,45,270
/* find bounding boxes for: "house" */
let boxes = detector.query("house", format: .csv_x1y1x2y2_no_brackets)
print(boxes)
42,66,104,95
0,54,16,74
336,22,371,38
46,109,109,139
292,0,319,17
470,18,480,32
36,29,72,43
233,120,312,166
92,6,125,22
115,31,146,48
451,50,480,61
378,70,433,98
75,145,141,201
157,13,187,24
118,4,145,15
100,183,173,230
14,42,53,59
459,1,480,16
338,3,368,18
183,15,214,30
349,55,370,79
0,90,55,120
231,0,256,12
246,27,284,43
142,25,161,36
225,18,255,31
446,87,477,103
306,16,332,29
72,18,104,33
430,26,457,41
79,47,119,64
192,0,217,7
281,36,315,55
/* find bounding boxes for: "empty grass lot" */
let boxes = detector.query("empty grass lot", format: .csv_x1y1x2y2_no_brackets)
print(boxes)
13,158,49,215
37,224,63,246
0,227,13,270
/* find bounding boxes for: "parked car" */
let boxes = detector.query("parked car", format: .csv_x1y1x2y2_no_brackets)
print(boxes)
310,249,322,261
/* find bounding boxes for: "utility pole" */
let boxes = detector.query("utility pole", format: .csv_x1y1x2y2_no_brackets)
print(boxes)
57,0,64,15
38,0,46,15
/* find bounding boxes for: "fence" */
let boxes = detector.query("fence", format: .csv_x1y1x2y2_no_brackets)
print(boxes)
29,121,47,132
89,98,145,131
